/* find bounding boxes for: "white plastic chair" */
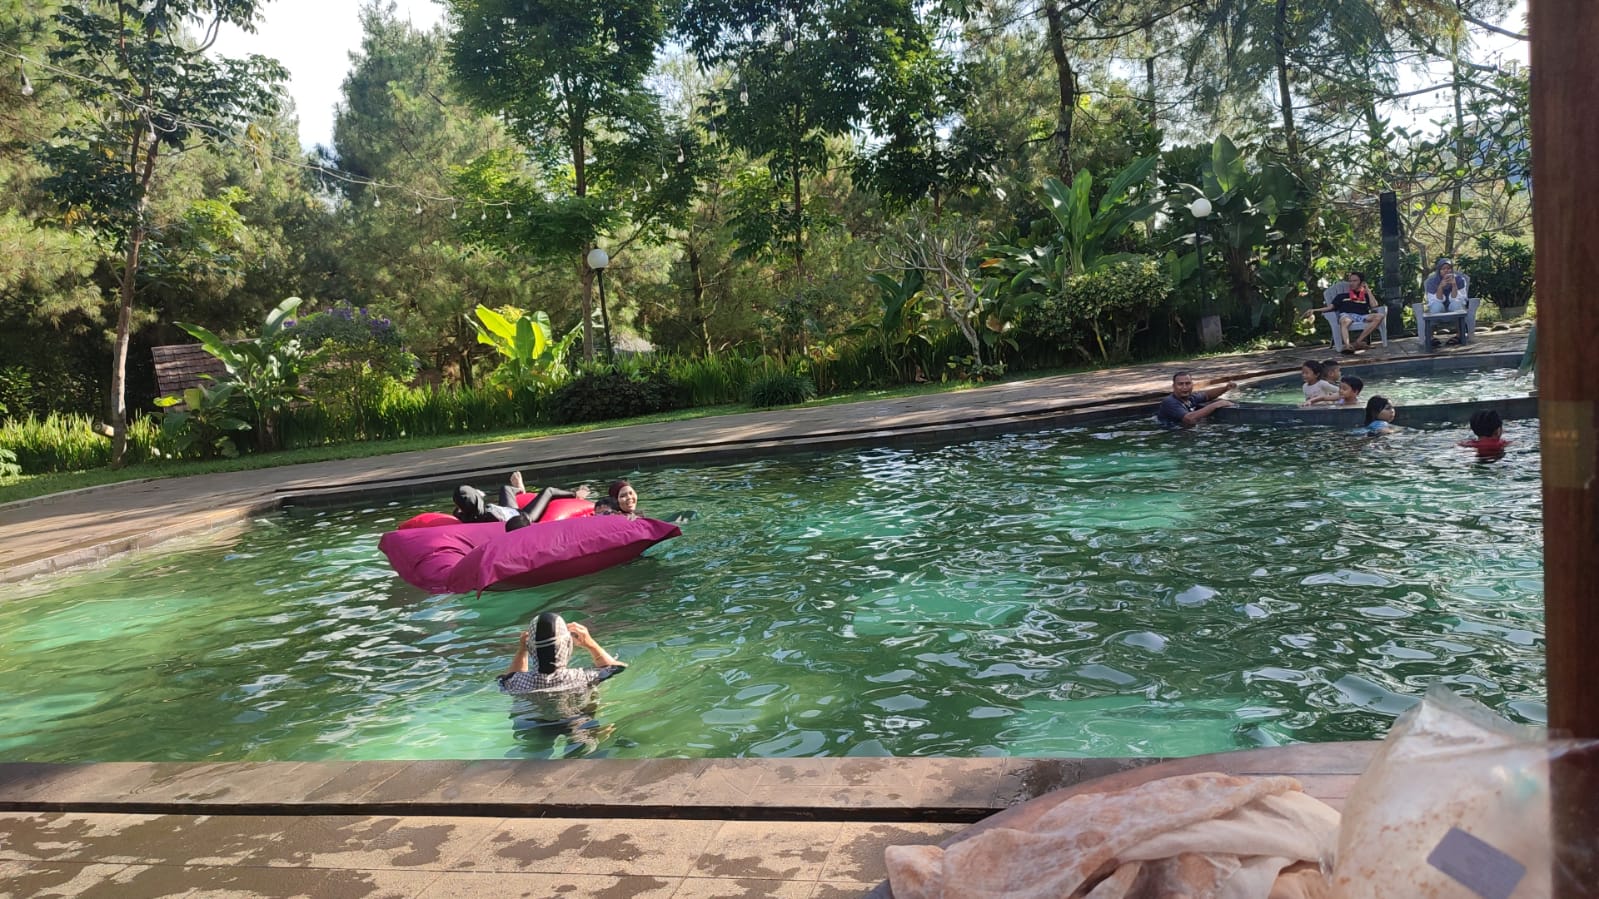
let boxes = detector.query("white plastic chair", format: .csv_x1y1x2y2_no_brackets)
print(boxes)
1412,289,1479,351
1321,282,1389,352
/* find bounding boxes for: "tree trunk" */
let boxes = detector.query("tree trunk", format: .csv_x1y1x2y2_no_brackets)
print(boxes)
1445,30,1467,257
1144,23,1158,131
1042,0,1076,179
790,110,805,277
1527,0,1599,892
573,121,595,360
108,226,141,468
109,123,161,468
1272,0,1299,165
1272,0,1314,331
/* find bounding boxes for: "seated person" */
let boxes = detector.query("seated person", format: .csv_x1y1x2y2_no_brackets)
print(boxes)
498,611,626,695
1299,360,1340,405
1359,395,1397,434
1302,271,1385,353
1424,258,1469,314
1155,371,1236,429
1460,410,1511,453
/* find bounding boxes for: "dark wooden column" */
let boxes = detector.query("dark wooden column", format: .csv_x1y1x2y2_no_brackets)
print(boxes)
1529,1,1599,895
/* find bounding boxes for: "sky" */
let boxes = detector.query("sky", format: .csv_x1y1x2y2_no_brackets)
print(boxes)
210,0,447,151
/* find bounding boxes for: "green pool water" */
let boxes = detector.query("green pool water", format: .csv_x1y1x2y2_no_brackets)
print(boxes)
1235,366,1531,407
0,421,1545,761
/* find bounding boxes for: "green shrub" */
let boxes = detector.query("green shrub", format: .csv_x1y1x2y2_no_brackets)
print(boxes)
1030,257,1170,363
153,383,251,459
0,412,162,473
280,303,418,441
0,447,19,483
746,371,817,407
548,367,686,424
1457,237,1534,310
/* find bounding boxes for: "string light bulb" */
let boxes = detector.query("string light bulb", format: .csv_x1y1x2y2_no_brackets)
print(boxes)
450,208,457,220
372,196,381,208
783,37,794,52
505,209,511,220
739,83,749,105
19,63,33,97
677,145,685,163
414,203,422,215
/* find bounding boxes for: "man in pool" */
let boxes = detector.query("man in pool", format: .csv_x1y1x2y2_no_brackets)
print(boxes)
1155,371,1236,429
499,611,627,695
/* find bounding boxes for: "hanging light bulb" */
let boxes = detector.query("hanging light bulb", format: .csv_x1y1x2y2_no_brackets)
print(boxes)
450,207,458,220
739,83,749,105
372,195,381,208
252,158,262,176
19,62,33,98
783,36,794,52
414,203,422,215
677,145,685,163
480,210,487,221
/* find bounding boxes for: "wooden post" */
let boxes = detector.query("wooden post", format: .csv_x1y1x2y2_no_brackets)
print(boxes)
1529,2,1599,895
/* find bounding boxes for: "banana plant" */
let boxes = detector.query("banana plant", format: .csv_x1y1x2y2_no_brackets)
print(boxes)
175,297,305,451
1040,154,1164,275
852,270,930,382
470,305,581,391
153,382,251,459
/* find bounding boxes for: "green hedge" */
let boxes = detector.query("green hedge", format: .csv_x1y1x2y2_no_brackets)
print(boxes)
0,413,164,473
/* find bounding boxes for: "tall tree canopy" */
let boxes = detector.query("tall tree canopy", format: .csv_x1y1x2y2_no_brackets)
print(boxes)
445,0,667,358
36,0,285,464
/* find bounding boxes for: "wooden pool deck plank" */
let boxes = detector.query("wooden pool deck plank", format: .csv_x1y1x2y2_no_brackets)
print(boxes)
0,745,1376,898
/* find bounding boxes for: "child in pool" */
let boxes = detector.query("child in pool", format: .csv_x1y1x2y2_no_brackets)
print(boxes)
1359,395,1397,433
1460,410,1511,456
1300,359,1340,405
1305,360,1346,405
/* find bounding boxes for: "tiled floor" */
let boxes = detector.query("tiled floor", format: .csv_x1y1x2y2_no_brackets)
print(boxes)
0,811,964,898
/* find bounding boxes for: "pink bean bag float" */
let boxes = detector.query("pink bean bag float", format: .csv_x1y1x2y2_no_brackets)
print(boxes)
379,515,681,593
397,494,594,530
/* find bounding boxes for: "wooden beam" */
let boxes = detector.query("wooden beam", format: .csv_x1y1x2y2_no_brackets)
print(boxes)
1528,1,1599,895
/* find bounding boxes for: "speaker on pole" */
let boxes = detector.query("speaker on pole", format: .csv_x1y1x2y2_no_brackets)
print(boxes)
1379,191,1405,334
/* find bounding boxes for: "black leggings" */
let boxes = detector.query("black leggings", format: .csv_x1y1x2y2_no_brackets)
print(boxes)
506,487,579,531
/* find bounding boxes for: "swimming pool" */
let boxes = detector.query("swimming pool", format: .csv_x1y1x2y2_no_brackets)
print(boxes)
0,421,1545,761
1234,364,1532,407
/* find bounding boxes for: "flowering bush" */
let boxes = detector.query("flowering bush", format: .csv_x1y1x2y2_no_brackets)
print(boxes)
280,302,418,440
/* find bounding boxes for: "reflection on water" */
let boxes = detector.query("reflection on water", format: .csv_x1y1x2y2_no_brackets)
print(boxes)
0,419,1544,761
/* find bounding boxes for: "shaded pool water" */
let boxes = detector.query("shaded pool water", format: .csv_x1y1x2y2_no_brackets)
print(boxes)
1235,366,1532,407
0,420,1544,761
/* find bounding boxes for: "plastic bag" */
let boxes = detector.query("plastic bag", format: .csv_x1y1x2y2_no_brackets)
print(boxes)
1332,685,1599,898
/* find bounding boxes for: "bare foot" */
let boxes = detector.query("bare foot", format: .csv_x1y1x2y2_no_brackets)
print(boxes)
576,484,592,500
508,471,525,492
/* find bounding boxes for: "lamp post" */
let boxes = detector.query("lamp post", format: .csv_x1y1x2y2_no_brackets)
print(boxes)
1188,197,1222,348
586,246,615,363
